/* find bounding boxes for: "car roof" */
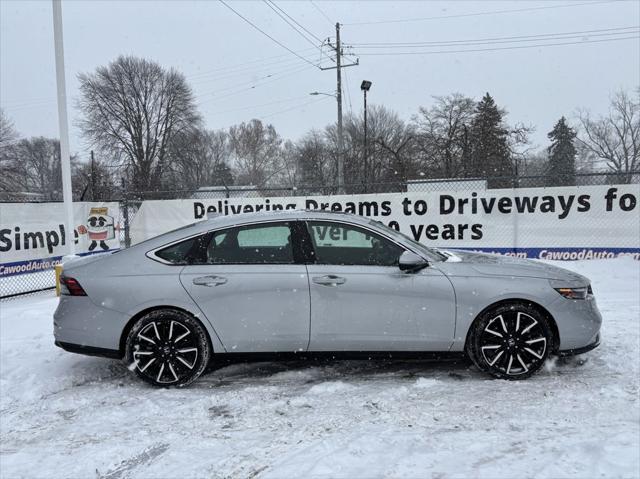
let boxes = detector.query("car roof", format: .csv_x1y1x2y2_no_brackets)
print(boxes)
202,209,367,228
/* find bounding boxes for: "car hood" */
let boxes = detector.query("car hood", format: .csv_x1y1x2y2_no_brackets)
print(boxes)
441,250,589,283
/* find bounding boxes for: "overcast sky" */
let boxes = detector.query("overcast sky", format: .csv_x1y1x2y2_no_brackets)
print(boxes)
1,0,638,161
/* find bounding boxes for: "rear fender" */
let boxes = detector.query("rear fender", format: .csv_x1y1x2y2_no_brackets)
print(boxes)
123,299,226,353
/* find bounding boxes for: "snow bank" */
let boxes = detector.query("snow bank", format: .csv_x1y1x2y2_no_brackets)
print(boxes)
0,258,638,478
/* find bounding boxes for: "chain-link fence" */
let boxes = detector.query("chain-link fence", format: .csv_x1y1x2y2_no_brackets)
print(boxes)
2,171,639,299
113,171,640,202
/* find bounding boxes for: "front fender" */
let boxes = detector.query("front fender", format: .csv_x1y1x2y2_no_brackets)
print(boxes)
445,275,559,351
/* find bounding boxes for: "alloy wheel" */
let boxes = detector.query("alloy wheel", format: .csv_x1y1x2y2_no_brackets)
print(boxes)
132,319,200,385
479,311,548,377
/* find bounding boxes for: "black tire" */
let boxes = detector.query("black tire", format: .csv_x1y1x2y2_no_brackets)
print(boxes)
467,303,553,380
125,309,211,387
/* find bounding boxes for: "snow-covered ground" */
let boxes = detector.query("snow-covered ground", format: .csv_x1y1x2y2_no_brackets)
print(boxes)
1,259,639,479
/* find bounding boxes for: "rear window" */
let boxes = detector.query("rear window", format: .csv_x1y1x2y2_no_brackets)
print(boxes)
155,237,199,264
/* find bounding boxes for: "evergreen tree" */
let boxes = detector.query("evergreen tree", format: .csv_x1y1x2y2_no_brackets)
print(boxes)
547,116,577,186
467,93,512,187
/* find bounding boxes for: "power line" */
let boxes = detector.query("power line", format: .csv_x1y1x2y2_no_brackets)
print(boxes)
268,1,324,43
1,99,56,111
343,67,353,116
263,0,321,50
196,64,316,105
352,35,639,56
350,31,637,50
196,62,313,98
207,94,311,115
343,1,618,26
309,0,334,27
218,0,319,68
197,64,314,105
187,48,317,81
1,95,54,105
212,95,332,130
348,26,639,47
261,94,332,119
4,56,314,112
348,28,639,52
190,57,312,87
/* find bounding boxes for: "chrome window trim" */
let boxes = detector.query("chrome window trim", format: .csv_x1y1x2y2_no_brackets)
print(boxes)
146,218,296,266
145,216,430,267
302,219,430,267
146,231,208,266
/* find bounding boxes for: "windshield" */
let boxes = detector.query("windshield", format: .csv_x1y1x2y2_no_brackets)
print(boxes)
369,220,448,262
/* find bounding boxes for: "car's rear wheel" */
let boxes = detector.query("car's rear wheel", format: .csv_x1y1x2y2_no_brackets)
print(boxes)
467,303,553,380
125,309,211,387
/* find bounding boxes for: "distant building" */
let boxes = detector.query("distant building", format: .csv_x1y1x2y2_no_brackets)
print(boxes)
406,178,487,193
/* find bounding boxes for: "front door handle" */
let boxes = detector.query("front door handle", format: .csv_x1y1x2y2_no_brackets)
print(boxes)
312,275,346,286
192,275,227,287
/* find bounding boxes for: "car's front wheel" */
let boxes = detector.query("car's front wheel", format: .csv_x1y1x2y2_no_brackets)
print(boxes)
125,309,211,387
467,303,553,380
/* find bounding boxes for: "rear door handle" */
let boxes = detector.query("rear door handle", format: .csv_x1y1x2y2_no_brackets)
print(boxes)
192,275,227,287
312,275,346,286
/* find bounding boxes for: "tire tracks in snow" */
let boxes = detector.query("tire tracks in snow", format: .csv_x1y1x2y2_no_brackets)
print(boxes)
97,442,170,479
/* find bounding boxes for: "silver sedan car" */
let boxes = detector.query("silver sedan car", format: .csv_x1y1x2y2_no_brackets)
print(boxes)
54,210,601,386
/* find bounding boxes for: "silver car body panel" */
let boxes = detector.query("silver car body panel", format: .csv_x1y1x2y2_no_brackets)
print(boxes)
307,264,455,351
54,210,602,357
180,264,310,353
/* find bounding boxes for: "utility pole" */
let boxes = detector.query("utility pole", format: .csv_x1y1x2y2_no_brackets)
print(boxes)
322,23,358,195
335,23,344,194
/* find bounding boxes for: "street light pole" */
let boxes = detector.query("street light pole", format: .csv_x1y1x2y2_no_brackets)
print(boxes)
52,0,75,255
363,89,367,192
360,80,372,194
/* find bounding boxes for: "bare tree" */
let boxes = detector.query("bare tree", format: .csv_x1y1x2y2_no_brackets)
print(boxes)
0,109,18,149
77,55,201,191
578,89,639,183
575,141,599,173
412,93,475,179
0,109,20,194
228,119,282,186
333,105,415,192
371,111,416,186
3,137,73,200
71,156,117,201
166,128,233,190
270,140,300,188
296,130,334,190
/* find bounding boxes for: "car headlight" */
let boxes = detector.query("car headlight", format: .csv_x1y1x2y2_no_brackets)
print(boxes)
555,285,591,300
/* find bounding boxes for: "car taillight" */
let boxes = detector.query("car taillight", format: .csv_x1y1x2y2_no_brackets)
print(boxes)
60,276,87,296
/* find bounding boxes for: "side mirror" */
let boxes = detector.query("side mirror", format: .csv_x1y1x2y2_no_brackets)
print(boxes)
398,250,428,272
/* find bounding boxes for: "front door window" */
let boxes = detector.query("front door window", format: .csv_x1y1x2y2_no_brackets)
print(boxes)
307,220,404,266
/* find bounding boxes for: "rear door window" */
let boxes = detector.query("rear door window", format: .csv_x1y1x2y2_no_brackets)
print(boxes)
205,222,294,264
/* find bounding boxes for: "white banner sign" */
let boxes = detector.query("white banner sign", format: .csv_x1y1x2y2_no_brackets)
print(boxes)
0,202,121,277
131,184,639,261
